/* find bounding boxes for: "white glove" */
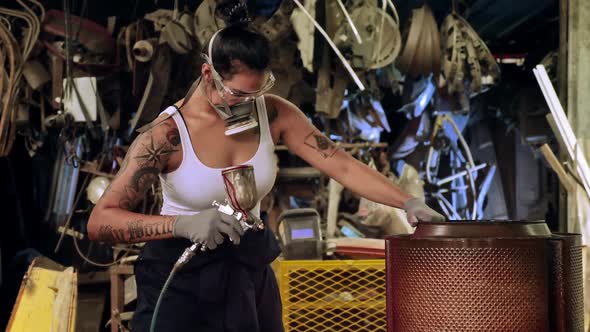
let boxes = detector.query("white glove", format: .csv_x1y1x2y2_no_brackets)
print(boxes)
403,197,446,227
173,208,245,249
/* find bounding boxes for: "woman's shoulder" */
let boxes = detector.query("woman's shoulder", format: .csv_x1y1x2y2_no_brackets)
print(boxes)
263,94,296,124
136,109,179,134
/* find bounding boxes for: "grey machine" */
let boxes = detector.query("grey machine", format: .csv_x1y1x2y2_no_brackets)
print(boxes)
277,208,323,260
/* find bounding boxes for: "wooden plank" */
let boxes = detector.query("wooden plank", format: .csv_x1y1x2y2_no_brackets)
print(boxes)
539,144,574,192
546,114,568,156
52,267,76,332
534,66,590,197
109,265,134,332
6,258,37,331
124,275,137,306
110,271,124,332
69,272,78,332
80,163,116,179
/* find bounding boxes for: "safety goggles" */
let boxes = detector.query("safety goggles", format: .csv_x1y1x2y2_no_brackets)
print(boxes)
201,53,276,103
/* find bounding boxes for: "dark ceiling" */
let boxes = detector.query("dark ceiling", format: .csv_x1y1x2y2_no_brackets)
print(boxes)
42,0,560,55
395,0,559,53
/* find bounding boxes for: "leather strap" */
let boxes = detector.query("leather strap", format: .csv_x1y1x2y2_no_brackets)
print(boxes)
128,44,173,134
126,21,150,96
179,76,201,109
50,54,64,109
136,77,200,133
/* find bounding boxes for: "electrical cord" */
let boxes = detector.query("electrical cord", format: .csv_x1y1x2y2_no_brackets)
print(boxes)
72,231,132,267
427,114,479,219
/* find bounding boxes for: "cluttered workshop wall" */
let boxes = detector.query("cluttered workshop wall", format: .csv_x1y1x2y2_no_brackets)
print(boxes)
0,0,569,330
0,1,567,327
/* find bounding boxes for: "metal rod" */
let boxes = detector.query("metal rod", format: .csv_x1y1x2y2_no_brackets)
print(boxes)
291,0,365,91
534,65,590,198
436,163,487,187
335,0,362,44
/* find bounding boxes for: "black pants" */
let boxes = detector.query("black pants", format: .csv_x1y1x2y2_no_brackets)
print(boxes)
131,258,284,332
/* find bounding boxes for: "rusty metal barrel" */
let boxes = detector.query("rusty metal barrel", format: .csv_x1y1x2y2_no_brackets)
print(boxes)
386,221,553,332
548,233,584,332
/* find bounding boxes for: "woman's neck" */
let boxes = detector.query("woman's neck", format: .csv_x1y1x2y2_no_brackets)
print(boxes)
182,79,218,120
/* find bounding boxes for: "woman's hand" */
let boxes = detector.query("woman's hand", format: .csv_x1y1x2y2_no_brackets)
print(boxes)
403,197,446,227
173,208,245,249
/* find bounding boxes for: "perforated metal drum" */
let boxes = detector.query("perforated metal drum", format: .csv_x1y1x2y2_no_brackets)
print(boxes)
548,233,584,332
386,221,552,332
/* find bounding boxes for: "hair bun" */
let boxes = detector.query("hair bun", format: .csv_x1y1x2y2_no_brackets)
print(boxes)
215,0,252,26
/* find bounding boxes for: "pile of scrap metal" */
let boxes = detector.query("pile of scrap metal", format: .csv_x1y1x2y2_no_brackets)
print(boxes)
382,4,501,223
291,1,502,225
396,5,440,77
438,10,501,111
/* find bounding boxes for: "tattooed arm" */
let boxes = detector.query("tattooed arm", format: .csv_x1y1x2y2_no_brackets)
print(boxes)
87,119,181,244
268,94,413,209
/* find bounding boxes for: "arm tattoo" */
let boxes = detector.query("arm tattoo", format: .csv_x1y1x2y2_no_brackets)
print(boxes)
304,131,338,159
135,134,178,167
166,127,181,146
103,138,141,195
128,219,174,241
118,167,160,210
97,225,126,243
117,128,180,210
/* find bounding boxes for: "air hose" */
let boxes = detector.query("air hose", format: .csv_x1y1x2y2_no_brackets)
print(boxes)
149,198,262,331
149,243,201,332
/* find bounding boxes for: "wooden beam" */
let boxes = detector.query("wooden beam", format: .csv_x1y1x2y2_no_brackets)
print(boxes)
539,144,574,192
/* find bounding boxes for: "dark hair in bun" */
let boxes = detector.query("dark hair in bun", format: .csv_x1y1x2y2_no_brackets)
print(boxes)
215,0,252,26
205,0,270,79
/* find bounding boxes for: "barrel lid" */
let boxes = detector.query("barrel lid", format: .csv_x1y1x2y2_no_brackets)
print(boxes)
411,220,551,239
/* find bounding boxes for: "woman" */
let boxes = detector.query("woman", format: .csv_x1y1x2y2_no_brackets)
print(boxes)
88,4,443,331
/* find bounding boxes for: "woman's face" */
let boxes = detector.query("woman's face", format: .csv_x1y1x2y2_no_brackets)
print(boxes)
202,62,269,106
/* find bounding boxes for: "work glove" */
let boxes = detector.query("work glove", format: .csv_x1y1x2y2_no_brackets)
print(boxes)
173,208,245,250
403,197,446,227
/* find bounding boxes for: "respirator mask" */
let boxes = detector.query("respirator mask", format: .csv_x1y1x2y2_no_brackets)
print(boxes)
201,29,275,135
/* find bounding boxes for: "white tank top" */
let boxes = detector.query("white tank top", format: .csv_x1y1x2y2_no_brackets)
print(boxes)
159,97,277,216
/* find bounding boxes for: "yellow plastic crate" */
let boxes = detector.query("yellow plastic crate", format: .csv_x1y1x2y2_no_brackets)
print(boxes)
275,259,386,332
